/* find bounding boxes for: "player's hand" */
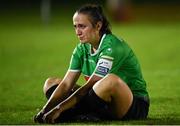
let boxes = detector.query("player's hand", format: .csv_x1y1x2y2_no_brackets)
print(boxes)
43,107,61,124
34,110,45,123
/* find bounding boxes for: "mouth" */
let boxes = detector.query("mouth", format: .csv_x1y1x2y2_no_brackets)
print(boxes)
78,36,84,40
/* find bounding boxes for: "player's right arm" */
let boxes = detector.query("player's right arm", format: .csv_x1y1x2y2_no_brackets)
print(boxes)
35,44,82,123
34,70,80,123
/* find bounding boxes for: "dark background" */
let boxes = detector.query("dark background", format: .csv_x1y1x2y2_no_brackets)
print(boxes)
1,0,180,10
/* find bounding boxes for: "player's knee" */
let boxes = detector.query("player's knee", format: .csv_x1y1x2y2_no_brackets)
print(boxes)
107,74,120,81
43,77,53,95
43,77,61,95
106,74,125,90
92,74,125,102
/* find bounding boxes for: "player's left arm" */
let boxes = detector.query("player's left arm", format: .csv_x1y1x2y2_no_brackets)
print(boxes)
43,56,114,123
53,57,114,113
43,74,102,123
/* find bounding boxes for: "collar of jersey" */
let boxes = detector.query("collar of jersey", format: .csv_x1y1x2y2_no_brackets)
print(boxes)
89,34,106,56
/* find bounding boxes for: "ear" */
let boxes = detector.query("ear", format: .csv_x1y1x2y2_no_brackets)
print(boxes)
96,21,103,31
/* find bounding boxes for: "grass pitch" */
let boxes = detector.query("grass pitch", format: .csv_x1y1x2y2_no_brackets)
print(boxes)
0,11,180,125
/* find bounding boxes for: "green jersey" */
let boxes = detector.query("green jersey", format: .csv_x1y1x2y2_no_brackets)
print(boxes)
69,34,148,97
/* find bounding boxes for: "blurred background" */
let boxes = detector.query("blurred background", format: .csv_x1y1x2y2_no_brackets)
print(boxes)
1,0,180,24
0,0,180,124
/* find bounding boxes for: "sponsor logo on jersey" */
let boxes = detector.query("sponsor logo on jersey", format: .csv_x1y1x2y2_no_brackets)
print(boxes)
97,66,109,76
96,58,113,76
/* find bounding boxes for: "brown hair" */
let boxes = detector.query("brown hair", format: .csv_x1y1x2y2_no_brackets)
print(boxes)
76,4,112,36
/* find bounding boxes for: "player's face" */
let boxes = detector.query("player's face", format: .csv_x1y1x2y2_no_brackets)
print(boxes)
73,12,101,45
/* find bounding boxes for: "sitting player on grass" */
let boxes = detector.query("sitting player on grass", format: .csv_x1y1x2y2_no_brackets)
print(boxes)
34,4,150,124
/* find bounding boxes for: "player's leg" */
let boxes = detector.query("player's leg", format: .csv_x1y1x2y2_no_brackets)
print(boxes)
43,77,62,99
43,77,84,122
92,74,133,119
43,77,80,99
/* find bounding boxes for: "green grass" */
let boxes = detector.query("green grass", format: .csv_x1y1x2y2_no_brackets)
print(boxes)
0,11,180,125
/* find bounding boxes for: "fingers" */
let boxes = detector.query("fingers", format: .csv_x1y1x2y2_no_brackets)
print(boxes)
43,113,55,124
34,112,54,124
34,112,44,123
34,108,59,124
34,113,54,124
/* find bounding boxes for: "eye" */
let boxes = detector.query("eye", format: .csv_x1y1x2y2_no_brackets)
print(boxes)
78,24,86,29
73,24,87,30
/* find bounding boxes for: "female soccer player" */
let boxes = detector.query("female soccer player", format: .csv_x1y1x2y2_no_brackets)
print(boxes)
34,4,150,123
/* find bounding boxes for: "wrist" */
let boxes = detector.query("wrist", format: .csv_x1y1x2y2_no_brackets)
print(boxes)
56,104,63,113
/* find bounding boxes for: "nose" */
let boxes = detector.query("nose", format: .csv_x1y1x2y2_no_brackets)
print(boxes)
75,28,82,36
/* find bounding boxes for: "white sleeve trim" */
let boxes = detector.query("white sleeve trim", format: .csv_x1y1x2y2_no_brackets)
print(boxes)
68,69,81,72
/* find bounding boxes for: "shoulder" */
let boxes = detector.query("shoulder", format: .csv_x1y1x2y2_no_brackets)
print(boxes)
102,34,125,48
102,34,129,52
105,34,123,42
100,34,132,59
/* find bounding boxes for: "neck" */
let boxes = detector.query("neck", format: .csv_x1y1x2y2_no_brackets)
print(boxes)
91,35,101,50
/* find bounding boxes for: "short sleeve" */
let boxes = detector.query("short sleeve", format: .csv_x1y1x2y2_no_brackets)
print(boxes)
94,44,127,77
68,46,82,72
